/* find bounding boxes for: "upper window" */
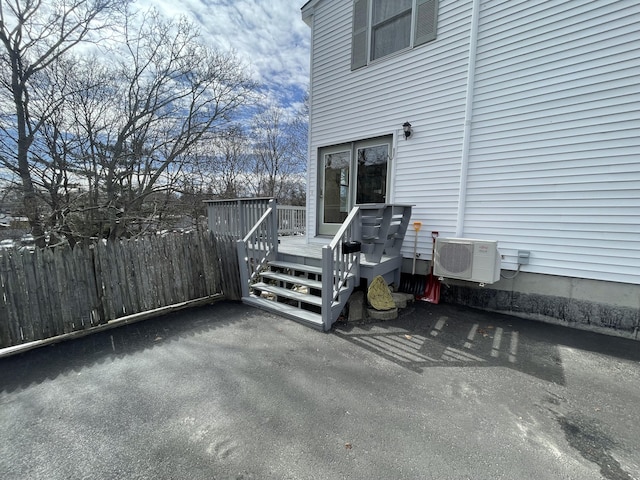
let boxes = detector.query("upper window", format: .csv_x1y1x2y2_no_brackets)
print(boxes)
351,0,439,70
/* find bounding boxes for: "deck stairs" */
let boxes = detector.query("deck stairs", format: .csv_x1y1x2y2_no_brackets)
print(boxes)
244,259,339,330
236,201,412,331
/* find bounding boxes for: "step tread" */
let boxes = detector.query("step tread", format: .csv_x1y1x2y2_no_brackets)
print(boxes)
252,282,323,307
268,260,322,276
243,296,324,329
260,271,323,290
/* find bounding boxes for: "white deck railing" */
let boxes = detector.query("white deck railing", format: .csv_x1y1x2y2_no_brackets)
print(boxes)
277,205,305,236
206,198,305,237
321,206,362,330
236,199,278,298
205,198,273,238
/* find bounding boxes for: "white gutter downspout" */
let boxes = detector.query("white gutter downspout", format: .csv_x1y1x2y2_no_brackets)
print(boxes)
455,0,481,237
303,8,314,242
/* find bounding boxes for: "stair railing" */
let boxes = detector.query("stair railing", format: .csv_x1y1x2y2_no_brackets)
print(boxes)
237,199,278,298
358,204,413,262
321,206,362,330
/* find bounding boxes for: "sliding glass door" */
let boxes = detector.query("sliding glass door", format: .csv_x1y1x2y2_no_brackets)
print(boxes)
318,136,392,235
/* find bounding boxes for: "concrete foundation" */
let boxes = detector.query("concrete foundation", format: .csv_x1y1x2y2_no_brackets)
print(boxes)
438,271,640,340
400,256,640,340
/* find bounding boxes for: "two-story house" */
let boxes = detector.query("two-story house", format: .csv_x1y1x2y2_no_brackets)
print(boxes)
300,0,640,337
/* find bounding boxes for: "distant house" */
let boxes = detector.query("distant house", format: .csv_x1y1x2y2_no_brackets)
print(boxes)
301,0,640,336
0,213,9,229
0,213,28,231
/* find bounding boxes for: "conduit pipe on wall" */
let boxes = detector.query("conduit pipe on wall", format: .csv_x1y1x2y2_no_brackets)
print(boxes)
455,0,482,237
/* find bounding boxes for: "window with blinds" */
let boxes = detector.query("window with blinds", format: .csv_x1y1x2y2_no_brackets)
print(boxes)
351,0,439,70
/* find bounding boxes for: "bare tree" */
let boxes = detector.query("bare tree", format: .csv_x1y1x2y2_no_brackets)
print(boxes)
89,12,256,239
248,104,306,201
0,0,129,246
289,91,309,171
3,8,256,244
210,124,251,199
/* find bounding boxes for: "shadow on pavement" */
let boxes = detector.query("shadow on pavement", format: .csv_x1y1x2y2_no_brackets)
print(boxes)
3,299,638,394
0,301,244,394
333,301,640,385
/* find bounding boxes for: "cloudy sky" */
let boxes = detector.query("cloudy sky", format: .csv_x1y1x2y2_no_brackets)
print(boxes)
145,0,311,111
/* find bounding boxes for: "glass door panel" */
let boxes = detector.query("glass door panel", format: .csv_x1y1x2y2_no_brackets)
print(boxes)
319,150,351,235
356,143,389,204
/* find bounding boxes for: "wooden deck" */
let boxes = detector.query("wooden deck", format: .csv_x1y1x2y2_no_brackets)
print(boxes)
279,235,404,287
278,235,326,259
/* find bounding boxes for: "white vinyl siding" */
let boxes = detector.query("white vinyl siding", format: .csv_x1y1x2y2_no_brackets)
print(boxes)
304,0,640,285
465,0,640,284
308,0,470,253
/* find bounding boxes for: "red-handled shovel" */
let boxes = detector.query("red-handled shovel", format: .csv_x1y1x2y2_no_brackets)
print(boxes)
422,231,441,304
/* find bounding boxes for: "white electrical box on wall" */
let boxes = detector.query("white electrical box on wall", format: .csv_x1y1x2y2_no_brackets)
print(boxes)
434,238,501,284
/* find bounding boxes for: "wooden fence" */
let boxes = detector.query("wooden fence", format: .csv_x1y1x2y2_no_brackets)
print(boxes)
0,231,241,350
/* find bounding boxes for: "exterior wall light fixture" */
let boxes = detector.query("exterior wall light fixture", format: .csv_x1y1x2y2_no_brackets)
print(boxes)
403,122,412,139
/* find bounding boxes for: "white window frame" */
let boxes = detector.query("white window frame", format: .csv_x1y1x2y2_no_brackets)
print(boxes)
351,0,439,70
317,135,394,235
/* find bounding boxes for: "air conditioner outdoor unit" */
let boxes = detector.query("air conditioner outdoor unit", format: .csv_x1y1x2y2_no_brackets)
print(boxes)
434,237,501,284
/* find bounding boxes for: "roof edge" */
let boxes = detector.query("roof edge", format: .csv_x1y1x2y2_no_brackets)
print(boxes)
301,0,324,26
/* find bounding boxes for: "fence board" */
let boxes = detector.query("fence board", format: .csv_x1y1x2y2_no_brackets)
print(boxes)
151,236,164,306
95,241,114,322
62,247,78,331
121,239,138,316
0,255,9,346
76,245,99,328
144,237,158,309
203,232,220,295
194,233,207,297
22,251,43,340
70,247,86,330
14,252,33,341
80,245,99,328
170,235,183,301
152,235,166,306
67,247,86,330
148,239,158,303
110,242,123,315
136,237,151,311
33,249,52,338
182,234,197,300
42,248,62,336
3,254,20,344
51,247,69,333
167,235,183,303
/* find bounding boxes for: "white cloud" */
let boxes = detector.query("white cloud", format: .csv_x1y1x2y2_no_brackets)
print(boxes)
143,0,310,107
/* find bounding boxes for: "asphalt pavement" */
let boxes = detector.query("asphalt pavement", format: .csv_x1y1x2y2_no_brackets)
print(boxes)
1,300,639,480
